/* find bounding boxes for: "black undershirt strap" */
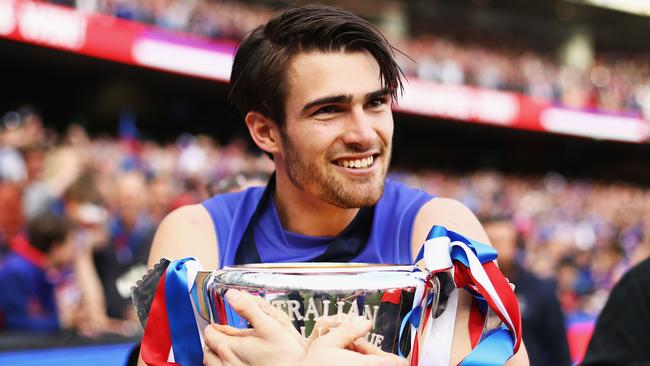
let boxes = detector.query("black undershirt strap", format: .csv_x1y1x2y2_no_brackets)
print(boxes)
311,205,374,262
234,175,374,265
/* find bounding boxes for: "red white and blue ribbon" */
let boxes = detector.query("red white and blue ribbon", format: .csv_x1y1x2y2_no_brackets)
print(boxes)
415,225,522,366
141,257,207,366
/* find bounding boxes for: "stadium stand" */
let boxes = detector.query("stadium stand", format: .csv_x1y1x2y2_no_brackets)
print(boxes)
43,0,650,116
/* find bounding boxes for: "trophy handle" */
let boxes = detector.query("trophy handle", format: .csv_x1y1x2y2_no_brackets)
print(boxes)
433,271,454,318
195,270,216,322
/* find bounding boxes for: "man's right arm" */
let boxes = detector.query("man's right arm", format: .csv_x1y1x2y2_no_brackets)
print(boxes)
138,204,219,366
146,204,220,270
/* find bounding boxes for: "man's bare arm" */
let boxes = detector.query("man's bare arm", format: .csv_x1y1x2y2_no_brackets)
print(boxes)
138,204,220,366
412,198,529,366
146,204,219,269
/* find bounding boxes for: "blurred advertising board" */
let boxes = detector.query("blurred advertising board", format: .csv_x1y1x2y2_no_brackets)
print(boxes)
398,79,650,143
0,0,236,79
1,0,648,143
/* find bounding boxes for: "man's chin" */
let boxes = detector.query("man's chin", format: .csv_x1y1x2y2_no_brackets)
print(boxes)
326,181,385,209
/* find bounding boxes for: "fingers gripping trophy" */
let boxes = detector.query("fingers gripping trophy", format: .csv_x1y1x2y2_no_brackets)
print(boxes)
134,4,528,366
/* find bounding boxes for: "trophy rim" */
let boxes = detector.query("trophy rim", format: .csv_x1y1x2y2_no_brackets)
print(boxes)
221,262,416,274
210,263,429,291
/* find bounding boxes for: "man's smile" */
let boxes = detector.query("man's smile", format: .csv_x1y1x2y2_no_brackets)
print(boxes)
334,154,376,169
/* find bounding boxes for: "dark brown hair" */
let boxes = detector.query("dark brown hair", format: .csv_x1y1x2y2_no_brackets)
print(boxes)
27,213,72,254
63,172,104,205
229,4,404,127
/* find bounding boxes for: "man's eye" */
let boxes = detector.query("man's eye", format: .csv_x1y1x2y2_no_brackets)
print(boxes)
367,98,387,108
314,105,339,116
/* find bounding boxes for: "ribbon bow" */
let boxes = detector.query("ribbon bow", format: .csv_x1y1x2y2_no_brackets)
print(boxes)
141,257,206,366
415,225,522,366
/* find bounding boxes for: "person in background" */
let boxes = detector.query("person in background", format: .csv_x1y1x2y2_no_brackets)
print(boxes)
582,256,650,365
0,182,25,256
61,172,139,336
484,215,571,366
0,112,27,185
147,174,176,224
0,213,73,331
97,170,155,321
20,143,54,221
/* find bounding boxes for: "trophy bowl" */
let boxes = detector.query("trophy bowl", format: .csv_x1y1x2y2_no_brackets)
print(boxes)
194,263,441,359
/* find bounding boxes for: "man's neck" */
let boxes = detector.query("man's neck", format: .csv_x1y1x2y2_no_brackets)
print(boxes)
273,171,359,237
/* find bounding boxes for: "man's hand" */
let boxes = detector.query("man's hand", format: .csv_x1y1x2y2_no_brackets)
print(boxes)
203,289,305,366
303,317,407,366
203,289,407,366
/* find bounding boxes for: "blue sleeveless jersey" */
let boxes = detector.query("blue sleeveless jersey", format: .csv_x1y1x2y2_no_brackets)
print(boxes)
201,180,434,268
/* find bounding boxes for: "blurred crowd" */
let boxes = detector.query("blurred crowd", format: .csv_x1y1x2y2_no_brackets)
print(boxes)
398,36,650,118
52,0,271,40
47,0,650,118
395,170,650,318
0,107,273,336
1,107,649,338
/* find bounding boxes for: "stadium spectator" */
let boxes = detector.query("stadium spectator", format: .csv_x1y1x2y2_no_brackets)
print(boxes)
0,213,73,332
582,257,650,365
0,182,25,255
58,173,114,335
484,215,571,366
147,174,176,223
20,144,54,220
96,171,155,321
0,112,27,184
60,172,143,336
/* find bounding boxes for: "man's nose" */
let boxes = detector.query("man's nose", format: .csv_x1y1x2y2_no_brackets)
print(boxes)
341,109,376,148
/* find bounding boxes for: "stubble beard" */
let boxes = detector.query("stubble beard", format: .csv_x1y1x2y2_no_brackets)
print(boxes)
282,135,390,209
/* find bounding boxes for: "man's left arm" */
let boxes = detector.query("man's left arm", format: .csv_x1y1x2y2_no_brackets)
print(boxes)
411,197,529,366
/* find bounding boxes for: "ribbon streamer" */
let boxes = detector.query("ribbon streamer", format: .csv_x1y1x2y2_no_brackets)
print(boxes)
415,225,522,366
141,257,205,366
165,258,204,366
141,271,175,365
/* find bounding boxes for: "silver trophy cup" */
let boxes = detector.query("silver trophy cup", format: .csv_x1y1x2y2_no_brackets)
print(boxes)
191,263,443,360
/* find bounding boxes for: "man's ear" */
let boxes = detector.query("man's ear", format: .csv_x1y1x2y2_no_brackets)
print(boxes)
244,111,282,156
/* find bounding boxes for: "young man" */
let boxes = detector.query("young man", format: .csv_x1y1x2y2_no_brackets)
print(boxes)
146,5,528,365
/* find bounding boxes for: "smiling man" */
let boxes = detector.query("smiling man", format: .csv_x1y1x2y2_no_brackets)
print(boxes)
146,5,528,366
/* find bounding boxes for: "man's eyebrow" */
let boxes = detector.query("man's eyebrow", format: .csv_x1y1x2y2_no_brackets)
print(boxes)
365,89,390,101
300,89,390,114
301,94,352,113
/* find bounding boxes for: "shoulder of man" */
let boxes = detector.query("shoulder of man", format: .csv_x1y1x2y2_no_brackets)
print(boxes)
147,203,220,270
582,257,650,365
625,257,650,285
410,197,491,258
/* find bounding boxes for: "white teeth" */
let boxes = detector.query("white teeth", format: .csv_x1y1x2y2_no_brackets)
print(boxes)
338,156,375,169
359,159,367,168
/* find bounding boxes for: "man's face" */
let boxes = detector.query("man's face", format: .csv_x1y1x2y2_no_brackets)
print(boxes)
49,233,75,269
277,51,393,208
